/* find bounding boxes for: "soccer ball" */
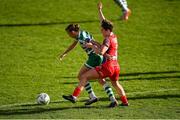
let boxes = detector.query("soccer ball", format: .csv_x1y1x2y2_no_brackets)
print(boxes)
37,93,50,105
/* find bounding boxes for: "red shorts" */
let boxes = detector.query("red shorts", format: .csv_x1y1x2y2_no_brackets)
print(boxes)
95,61,120,81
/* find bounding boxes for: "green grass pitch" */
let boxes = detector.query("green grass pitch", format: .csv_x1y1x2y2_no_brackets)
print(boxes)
0,0,180,119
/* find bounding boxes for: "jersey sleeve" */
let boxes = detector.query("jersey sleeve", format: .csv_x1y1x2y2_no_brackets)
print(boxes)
81,31,93,42
85,38,91,43
102,38,110,47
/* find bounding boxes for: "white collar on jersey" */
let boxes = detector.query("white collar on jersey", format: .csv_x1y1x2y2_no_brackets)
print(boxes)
105,32,114,39
110,32,114,36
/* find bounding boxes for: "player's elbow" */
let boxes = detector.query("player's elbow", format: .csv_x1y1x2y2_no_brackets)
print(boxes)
100,49,106,55
100,52,105,55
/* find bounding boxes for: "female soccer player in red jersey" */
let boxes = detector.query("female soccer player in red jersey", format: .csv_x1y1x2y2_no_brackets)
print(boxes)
63,2,128,107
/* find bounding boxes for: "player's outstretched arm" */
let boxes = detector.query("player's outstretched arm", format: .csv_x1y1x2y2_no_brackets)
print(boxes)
98,2,105,23
58,41,78,61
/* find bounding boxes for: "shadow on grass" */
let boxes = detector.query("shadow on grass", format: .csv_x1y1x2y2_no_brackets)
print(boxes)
0,19,119,27
98,94,180,102
120,70,180,77
60,70,180,84
165,0,180,2
19,100,64,107
0,105,106,115
122,75,180,81
0,94,179,115
160,43,180,46
128,94,180,100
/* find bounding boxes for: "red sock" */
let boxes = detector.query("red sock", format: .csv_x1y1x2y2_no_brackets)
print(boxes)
72,87,82,97
121,95,128,104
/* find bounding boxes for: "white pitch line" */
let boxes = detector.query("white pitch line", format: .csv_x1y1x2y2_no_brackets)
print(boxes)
0,88,179,108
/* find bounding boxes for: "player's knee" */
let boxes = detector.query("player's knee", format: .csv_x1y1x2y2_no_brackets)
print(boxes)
78,81,87,88
98,79,106,85
111,81,118,87
79,74,87,81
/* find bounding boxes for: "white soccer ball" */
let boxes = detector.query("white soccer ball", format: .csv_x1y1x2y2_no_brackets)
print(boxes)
37,93,50,105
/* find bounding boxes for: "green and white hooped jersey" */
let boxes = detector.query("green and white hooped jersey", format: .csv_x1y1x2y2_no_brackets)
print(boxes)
75,30,94,55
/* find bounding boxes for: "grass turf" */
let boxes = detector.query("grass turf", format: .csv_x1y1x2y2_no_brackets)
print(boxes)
0,0,180,119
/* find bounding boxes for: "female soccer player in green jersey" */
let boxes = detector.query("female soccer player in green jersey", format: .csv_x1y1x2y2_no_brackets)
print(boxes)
59,24,117,105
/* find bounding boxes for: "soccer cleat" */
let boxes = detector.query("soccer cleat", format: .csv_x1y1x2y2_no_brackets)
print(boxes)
121,8,131,21
62,95,76,103
85,97,98,105
108,100,118,108
120,103,129,106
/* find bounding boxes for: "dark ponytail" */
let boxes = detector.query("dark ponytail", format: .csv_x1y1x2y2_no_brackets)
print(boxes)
65,24,80,32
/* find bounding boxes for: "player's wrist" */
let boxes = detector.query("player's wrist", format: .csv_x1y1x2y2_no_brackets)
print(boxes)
63,54,66,57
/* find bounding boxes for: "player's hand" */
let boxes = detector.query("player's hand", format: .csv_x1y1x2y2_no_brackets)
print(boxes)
59,54,66,61
104,53,113,60
84,42,93,48
98,1,103,10
94,49,100,55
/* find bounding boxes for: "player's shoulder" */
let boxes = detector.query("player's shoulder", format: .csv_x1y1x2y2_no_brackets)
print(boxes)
79,30,93,40
109,33,118,42
81,30,91,36
110,32,117,38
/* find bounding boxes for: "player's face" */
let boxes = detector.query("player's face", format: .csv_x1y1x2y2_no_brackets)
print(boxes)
101,27,106,37
101,27,109,37
67,31,77,38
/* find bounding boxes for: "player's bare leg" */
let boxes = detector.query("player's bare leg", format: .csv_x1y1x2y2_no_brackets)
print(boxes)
64,69,118,107
122,8,131,21
114,0,131,20
63,69,100,103
78,65,98,103
98,78,118,107
111,80,129,106
63,69,99,103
